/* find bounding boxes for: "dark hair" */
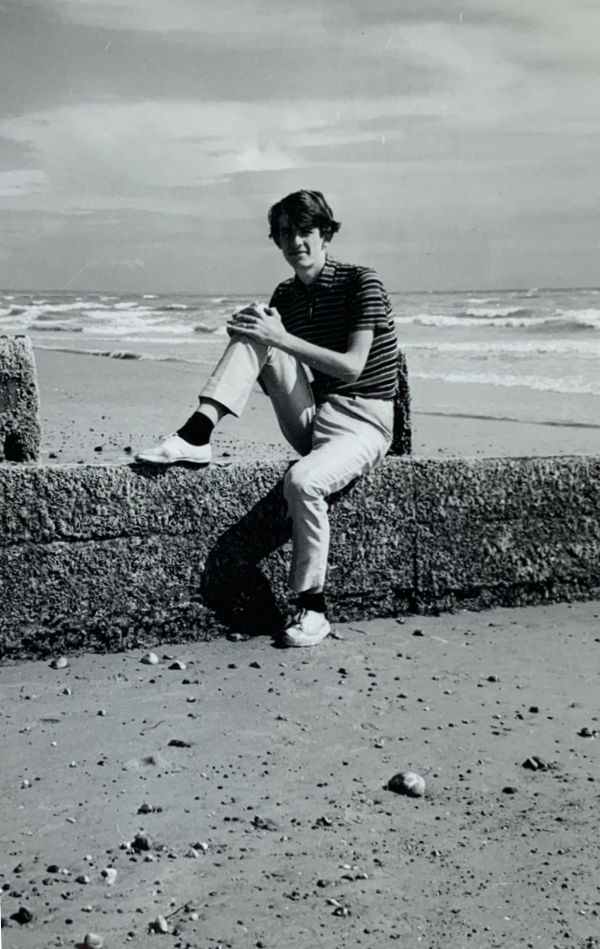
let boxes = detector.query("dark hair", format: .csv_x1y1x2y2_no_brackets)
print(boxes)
268,190,341,247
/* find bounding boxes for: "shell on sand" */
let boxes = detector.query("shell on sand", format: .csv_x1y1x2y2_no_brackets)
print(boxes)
388,771,426,797
83,935,104,949
141,651,159,665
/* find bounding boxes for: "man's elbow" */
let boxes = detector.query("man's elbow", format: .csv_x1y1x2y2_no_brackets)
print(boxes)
340,367,361,383
339,358,365,383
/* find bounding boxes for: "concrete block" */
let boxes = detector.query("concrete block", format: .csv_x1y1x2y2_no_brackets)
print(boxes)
414,456,600,611
0,335,41,461
2,455,599,659
0,460,416,658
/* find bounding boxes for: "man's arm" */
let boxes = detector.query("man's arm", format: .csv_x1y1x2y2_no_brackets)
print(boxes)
227,304,373,383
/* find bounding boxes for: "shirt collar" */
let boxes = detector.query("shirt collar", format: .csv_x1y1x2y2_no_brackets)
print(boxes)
293,256,337,293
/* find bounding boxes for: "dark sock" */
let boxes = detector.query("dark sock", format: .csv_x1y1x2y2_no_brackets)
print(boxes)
177,411,214,446
297,591,326,614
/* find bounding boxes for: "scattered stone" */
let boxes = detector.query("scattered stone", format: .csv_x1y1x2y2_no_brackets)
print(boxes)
62,687,72,696
76,874,91,884
168,739,192,748
412,629,424,637
523,756,548,771
332,905,351,917
487,674,499,683
47,864,60,873
529,705,540,714
141,652,159,666
83,934,104,948
388,771,426,798
101,868,117,885
97,709,107,717
502,786,518,794
132,833,152,852
315,816,333,827
191,841,209,852
249,661,262,669
151,915,170,934
21,778,31,788
50,656,68,670
169,660,186,671
137,803,155,814
11,905,33,924
251,815,279,831
578,727,597,738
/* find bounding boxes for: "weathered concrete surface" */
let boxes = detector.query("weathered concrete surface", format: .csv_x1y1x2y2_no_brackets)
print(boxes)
1,455,599,659
0,335,41,461
413,456,600,611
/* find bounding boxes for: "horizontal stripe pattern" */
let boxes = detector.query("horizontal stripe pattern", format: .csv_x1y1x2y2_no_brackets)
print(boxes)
270,258,398,401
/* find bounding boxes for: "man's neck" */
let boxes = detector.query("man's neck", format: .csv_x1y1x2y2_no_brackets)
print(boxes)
294,256,327,286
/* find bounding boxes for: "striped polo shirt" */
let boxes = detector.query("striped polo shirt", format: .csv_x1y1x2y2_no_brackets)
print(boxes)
269,257,398,402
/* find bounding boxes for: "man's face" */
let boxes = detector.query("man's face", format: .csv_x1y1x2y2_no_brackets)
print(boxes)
277,212,328,279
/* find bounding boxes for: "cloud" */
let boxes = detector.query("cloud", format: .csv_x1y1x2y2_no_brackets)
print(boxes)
0,169,46,197
0,96,446,207
46,0,326,41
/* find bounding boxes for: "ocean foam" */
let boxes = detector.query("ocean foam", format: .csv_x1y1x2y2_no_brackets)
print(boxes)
412,369,600,396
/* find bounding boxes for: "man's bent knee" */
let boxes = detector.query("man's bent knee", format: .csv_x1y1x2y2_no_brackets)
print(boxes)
283,461,323,502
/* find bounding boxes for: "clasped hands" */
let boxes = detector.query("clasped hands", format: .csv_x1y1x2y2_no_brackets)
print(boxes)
226,302,286,348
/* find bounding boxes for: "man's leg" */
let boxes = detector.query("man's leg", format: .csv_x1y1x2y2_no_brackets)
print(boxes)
282,396,392,646
136,335,315,461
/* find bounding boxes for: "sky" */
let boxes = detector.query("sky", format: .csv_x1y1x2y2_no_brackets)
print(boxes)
0,0,599,294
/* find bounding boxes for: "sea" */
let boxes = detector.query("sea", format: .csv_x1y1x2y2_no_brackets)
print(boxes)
2,285,600,411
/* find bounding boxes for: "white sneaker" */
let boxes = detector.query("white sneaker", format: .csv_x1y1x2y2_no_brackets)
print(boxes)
283,609,331,647
134,434,212,465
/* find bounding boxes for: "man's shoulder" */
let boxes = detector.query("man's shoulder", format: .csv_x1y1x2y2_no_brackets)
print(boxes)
330,260,383,285
271,275,296,299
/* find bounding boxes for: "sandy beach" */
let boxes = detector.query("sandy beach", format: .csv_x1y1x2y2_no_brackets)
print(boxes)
1,601,599,948
33,348,600,465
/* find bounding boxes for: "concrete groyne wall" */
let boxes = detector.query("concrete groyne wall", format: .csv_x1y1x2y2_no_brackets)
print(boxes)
2,455,600,659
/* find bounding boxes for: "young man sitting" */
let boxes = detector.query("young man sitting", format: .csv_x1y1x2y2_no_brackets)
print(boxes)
136,190,398,647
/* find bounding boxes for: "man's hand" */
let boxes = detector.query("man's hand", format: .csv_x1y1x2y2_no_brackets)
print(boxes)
226,303,287,348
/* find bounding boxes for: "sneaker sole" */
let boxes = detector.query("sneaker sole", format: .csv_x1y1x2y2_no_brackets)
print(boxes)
282,626,331,648
134,455,211,466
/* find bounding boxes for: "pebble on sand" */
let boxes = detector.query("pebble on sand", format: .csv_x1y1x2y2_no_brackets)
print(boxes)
132,833,152,852
523,755,548,771
11,905,33,924
151,915,170,934
101,867,117,885
50,656,69,670
169,660,187,670
388,771,426,797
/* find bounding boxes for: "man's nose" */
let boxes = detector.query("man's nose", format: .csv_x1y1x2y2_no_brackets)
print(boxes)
290,231,303,246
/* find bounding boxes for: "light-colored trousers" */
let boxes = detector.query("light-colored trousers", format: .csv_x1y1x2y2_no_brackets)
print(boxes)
201,337,393,593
